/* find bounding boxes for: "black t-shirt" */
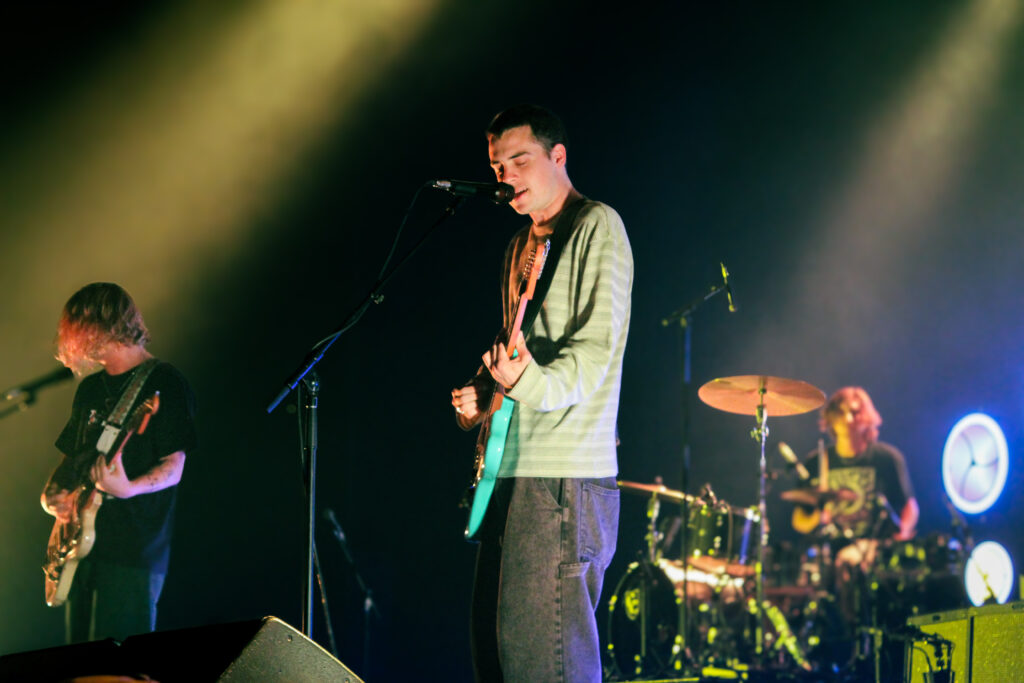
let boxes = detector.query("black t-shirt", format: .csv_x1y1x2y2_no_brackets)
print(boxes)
804,441,915,539
53,360,198,574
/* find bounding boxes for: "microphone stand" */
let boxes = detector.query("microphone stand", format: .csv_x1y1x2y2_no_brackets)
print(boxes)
659,273,732,674
266,192,465,639
1,366,74,420
324,509,380,676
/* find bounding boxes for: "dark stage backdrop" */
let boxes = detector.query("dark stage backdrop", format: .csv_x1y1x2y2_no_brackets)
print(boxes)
1,2,1022,680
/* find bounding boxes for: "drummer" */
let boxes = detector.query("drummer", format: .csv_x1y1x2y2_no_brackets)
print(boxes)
791,386,918,584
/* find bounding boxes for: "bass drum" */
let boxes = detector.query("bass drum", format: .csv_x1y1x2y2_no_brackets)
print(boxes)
606,560,680,679
606,559,748,678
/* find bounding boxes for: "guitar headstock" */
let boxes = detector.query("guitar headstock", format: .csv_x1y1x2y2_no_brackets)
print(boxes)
131,392,161,435
521,239,551,300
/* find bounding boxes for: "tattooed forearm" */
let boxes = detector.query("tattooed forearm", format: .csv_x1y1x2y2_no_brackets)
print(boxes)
129,452,186,496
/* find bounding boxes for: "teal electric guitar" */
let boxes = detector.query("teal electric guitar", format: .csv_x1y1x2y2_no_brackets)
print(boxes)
465,240,550,540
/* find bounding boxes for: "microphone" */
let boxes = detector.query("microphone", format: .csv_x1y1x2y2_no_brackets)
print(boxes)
778,442,811,481
431,179,515,203
720,262,737,313
4,366,74,401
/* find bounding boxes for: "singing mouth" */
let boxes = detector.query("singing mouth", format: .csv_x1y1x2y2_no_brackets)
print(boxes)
513,188,527,201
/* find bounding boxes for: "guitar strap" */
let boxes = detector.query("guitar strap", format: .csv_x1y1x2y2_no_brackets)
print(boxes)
518,196,587,337
95,358,159,455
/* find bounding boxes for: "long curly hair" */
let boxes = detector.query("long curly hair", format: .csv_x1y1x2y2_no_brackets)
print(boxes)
819,386,882,453
55,283,150,374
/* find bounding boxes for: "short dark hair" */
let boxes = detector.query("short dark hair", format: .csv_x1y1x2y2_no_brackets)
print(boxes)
486,104,568,153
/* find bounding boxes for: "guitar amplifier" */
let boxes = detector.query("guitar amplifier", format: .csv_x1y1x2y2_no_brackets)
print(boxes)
904,601,1024,683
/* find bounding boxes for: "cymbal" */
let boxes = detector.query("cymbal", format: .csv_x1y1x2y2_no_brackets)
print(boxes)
617,480,698,504
781,487,858,506
697,375,826,417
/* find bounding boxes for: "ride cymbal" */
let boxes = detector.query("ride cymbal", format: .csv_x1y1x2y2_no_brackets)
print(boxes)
697,375,825,417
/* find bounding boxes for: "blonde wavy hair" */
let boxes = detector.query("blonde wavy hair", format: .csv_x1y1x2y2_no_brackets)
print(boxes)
56,283,150,375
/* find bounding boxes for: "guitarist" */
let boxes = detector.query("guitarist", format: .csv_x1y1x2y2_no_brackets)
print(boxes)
450,105,633,683
40,283,197,643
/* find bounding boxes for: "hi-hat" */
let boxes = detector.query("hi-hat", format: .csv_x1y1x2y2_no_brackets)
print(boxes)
697,375,825,417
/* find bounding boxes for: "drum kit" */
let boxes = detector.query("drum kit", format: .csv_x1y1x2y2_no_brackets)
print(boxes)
604,375,967,681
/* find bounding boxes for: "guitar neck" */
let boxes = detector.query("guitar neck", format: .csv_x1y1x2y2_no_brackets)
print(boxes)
505,299,531,359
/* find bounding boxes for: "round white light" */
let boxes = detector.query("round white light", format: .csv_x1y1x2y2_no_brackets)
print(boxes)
942,413,1009,514
964,541,1014,606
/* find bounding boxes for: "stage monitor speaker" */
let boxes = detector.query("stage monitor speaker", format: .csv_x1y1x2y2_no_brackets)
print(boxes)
904,601,1024,683
0,616,363,683
0,638,123,682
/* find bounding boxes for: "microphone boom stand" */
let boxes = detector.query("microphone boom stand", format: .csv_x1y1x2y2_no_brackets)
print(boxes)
266,195,465,639
660,274,731,674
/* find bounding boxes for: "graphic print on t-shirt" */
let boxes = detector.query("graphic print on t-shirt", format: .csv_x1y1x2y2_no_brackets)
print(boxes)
827,466,875,538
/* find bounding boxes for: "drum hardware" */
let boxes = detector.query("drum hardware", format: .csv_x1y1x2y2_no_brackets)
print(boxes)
780,486,857,507
697,375,825,666
610,480,764,676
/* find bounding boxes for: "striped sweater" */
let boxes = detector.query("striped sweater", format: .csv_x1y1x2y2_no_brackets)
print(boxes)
497,199,633,478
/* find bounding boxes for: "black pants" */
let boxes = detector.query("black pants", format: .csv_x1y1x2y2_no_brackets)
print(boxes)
65,558,165,643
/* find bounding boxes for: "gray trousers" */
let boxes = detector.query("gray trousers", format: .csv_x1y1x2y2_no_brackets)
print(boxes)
472,476,620,682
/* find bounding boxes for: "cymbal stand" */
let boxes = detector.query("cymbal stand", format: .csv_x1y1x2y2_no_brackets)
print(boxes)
660,268,735,673
748,392,769,664
646,493,662,563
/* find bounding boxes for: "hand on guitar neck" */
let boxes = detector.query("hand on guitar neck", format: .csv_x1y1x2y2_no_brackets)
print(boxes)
482,330,532,391
90,450,134,498
452,330,533,429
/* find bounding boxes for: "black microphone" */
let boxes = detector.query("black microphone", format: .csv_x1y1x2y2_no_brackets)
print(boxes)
4,366,73,401
778,442,811,481
720,262,737,313
431,179,515,203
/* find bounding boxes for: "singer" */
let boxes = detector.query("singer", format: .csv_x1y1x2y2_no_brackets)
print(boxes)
40,283,198,643
449,104,633,682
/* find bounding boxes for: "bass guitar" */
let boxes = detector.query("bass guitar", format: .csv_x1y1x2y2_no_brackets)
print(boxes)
464,241,549,540
43,392,160,606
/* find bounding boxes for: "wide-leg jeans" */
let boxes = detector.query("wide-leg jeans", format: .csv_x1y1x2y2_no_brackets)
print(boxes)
472,476,620,683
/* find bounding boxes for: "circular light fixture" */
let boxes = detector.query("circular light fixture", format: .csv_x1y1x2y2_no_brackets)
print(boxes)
964,541,1014,606
942,413,1009,514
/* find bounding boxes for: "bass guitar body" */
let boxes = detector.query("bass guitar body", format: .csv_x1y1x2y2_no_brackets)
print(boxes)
44,486,105,607
463,240,549,541
465,390,514,540
42,391,160,607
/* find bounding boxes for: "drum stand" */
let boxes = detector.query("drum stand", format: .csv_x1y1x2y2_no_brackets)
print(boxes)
749,398,770,663
696,375,825,674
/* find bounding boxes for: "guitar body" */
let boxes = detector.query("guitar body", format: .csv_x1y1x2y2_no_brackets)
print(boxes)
463,241,550,541
41,392,160,607
44,486,104,607
465,389,514,540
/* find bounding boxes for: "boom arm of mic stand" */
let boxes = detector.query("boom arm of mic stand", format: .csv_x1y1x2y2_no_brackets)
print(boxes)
661,282,727,327
266,195,465,414
265,192,464,640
